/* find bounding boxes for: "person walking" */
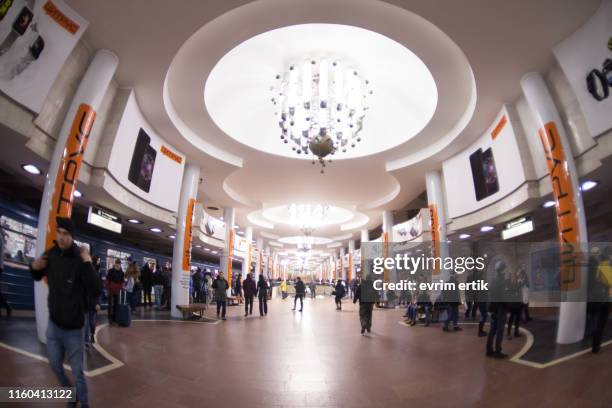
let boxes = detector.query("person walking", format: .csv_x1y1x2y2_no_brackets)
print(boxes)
354,275,376,334
0,227,13,317
309,279,317,299
292,276,305,312
257,274,269,316
334,279,346,310
106,259,125,325
30,217,102,408
140,260,154,307
243,273,256,317
212,272,229,320
234,275,243,303
84,256,102,348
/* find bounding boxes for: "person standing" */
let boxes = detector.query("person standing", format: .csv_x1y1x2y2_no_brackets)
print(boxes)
234,275,243,303
212,272,229,320
152,264,164,310
106,259,125,325
442,273,462,332
592,247,612,353
243,273,256,317
257,274,269,316
280,279,288,299
30,217,102,408
506,272,523,340
84,256,102,348
161,263,172,310
140,260,154,307
334,279,346,310
309,279,317,299
125,263,140,313
0,227,13,317
292,276,305,312
486,261,509,359
354,275,376,334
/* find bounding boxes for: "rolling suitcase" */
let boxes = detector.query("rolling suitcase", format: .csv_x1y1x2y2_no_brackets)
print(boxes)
116,290,132,327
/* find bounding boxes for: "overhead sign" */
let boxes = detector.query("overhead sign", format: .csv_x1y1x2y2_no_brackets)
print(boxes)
87,206,122,233
502,216,534,240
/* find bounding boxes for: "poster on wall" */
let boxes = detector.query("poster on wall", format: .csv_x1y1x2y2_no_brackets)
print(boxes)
442,105,527,218
392,208,429,242
0,0,88,113
198,210,226,242
106,90,186,212
553,0,612,137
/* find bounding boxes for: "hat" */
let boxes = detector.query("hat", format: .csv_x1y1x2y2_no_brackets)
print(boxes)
56,217,75,236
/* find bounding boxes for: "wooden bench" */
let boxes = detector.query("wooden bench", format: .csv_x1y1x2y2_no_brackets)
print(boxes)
176,303,207,320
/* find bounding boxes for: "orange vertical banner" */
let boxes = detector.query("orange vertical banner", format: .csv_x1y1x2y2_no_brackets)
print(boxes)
348,253,353,282
46,104,96,250
538,122,582,291
182,198,196,272
227,229,234,284
428,204,441,276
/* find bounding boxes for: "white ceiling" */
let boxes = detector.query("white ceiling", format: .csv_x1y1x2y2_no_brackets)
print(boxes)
64,0,601,248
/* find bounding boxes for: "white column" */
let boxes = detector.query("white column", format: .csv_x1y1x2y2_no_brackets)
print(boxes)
521,72,588,344
34,50,118,343
220,207,235,297
241,226,253,279
426,171,450,283
170,164,200,318
264,245,270,278
360,229,369,280
348,239,355,282
382,211,394,282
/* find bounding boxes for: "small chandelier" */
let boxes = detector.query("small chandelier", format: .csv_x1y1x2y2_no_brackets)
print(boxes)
271,58,372,173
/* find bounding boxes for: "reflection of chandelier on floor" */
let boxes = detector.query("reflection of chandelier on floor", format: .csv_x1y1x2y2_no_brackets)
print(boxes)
271,58,372,173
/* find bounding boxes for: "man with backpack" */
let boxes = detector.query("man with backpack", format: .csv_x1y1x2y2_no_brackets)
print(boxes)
30,217,102,408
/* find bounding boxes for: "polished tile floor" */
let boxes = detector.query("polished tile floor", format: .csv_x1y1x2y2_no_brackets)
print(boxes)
2,297,612,407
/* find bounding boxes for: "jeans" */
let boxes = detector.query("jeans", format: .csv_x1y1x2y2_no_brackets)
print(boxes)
244,296,254,315
216,300,227,318
445,304,459,328
405,304,417,321
259,296,268,316
46,320,88,406
487,308,507,353
108,293,119,323
154,285,163,308
293,295,304,310
84,311,96,343
143,285,153,306
507,306,521,335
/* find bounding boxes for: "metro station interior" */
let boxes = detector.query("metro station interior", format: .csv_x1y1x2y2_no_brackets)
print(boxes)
1,0,612,407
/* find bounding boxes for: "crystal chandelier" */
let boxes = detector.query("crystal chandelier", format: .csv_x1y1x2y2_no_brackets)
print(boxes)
289,203,329,234
271,58,372,173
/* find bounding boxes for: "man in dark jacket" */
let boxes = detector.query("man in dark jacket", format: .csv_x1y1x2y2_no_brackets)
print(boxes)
243,273,257,317
140,260,154,307
486,261,510,359
0,226,13,317
212,272,229,320
106,258,125,324
257,274,269,316
30,217,102,408
354,275,376,334
442,273,462,332
292,276,306,312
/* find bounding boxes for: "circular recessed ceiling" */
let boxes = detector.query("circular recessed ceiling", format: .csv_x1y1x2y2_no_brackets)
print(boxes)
278,236,333,245
204,23,437,160
262,204,354,227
